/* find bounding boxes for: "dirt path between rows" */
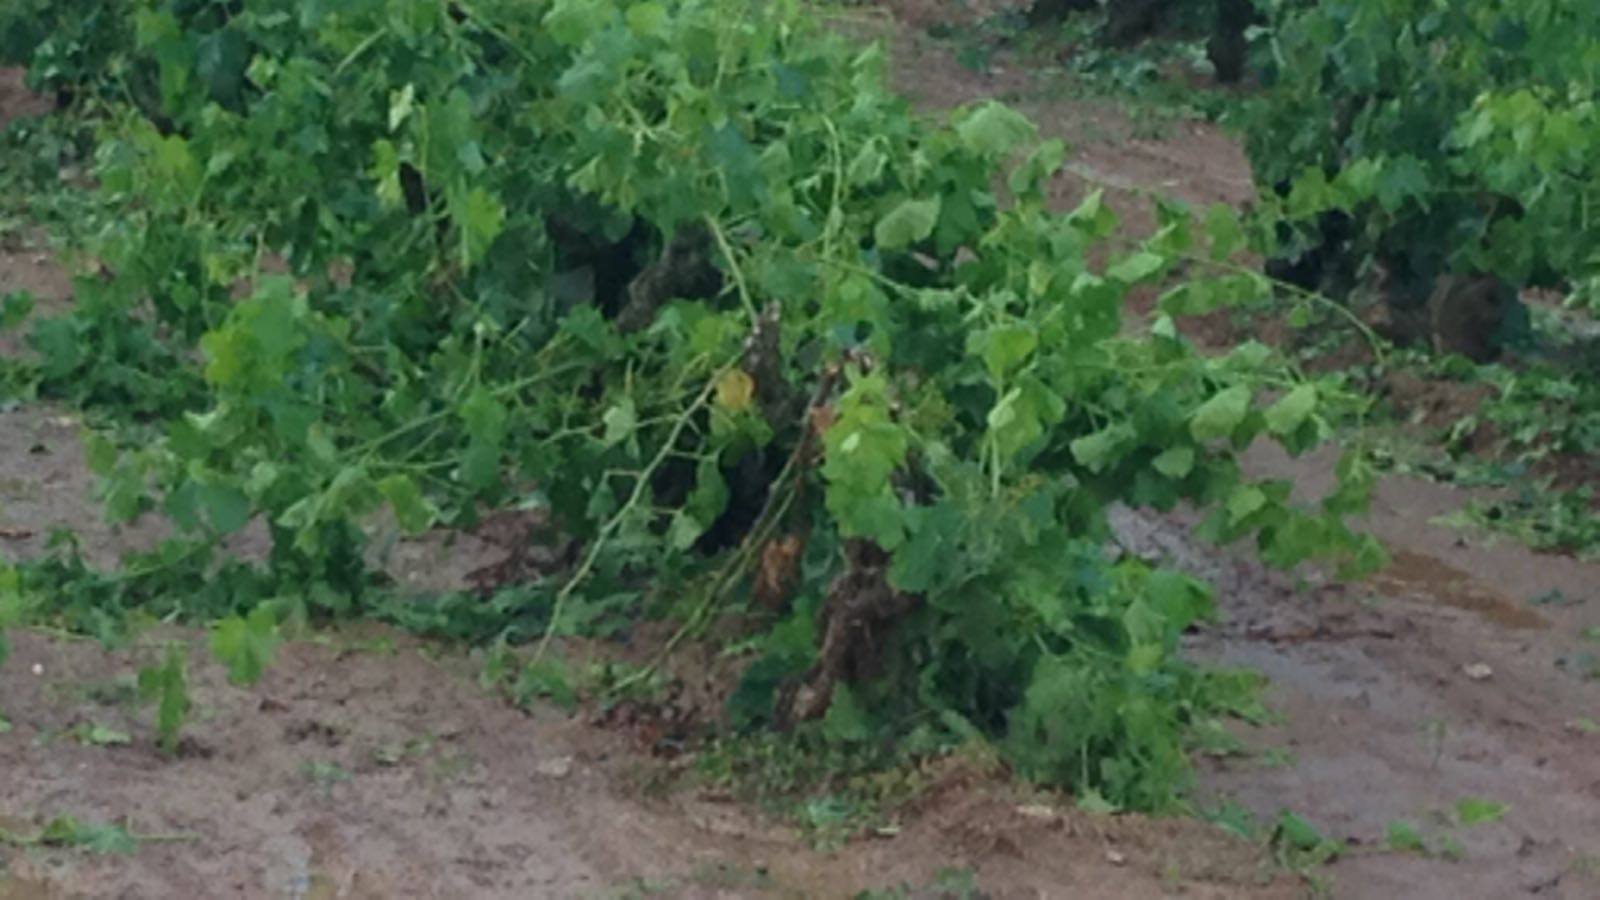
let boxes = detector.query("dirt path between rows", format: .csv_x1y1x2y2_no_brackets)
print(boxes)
4,11,1600,897
1199,445,1600,899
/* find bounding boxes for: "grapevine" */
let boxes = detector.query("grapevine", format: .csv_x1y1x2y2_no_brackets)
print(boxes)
0,0,1382,809
1244,0,1600,330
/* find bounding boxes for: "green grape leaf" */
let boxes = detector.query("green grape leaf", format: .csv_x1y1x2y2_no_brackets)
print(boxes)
1146,569,1212,635
370,139,405,208
388,84,416,132
875,197,941,250
1008,138,1066,197
1069,189,1119,238
1126,643,1164,674
137,644,190,754
196,28,248,103
847,141,888,187
1107,251,1166,284
1074,788,1119,815
82,432,115,476
1190,386,1253,442
40,816,138,855
1286,166,1336,218
1374,155,1431,213
102,462,147,525
75,723,132,746
1265,384,1318,437
889,501,964,594
377,474,438,535
969,324,1037,379
956,101,1036,158
543,0,613,46
515,659,577,710
602,398,637,446
1260,512,1327,568
1386,820,1426,853
0,290,34,330
1204,204,1245,260
710,124,765,209
199,483,252,535
1456,797,1508,826
822,374,910,548
1070,424,1135,474
1151,446,1195,479
453,187,506,267
0,566,22,669
666,510,704,550
987,379,1064,463
1274,811,1328,852
1158,281,1220,317
839,491,907,550
459,387,508,446
624,2,668,38
30,316,83,380
210,606,280,687
1227,485,1268,525
686,456,729,527
821,683,874,744
1334,157,1380,200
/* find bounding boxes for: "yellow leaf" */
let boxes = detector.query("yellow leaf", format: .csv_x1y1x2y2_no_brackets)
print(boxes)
715,369,756,412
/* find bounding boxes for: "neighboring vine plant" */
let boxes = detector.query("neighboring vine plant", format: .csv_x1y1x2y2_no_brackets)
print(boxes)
0,0,1381,810
1244,0,1600,343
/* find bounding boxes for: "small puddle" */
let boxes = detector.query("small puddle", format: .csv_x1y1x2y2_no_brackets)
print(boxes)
1372,549,1548,629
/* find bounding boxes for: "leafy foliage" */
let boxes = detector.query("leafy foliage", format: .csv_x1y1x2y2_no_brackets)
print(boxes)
1245,0,1600,307
210,606,279,687
0,815,139,855
0,565,23,669
1455,796,1509,827
137,642,190,754
0,0,129,99
1,0,1380,808
1367,330,1600,556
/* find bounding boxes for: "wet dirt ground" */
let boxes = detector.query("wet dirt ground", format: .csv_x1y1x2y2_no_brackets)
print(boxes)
5,9,1600,897
1195,445,1600,899
0,622,1299,900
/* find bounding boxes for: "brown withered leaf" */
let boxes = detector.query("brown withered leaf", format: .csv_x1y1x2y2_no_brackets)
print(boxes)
753,534,806,612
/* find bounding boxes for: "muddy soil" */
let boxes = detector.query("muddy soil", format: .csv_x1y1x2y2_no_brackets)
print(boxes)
1199,445,1600,899
0,371,1290,898
0,625,1298,900
4,11,1600,899
1113,456,1600,899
